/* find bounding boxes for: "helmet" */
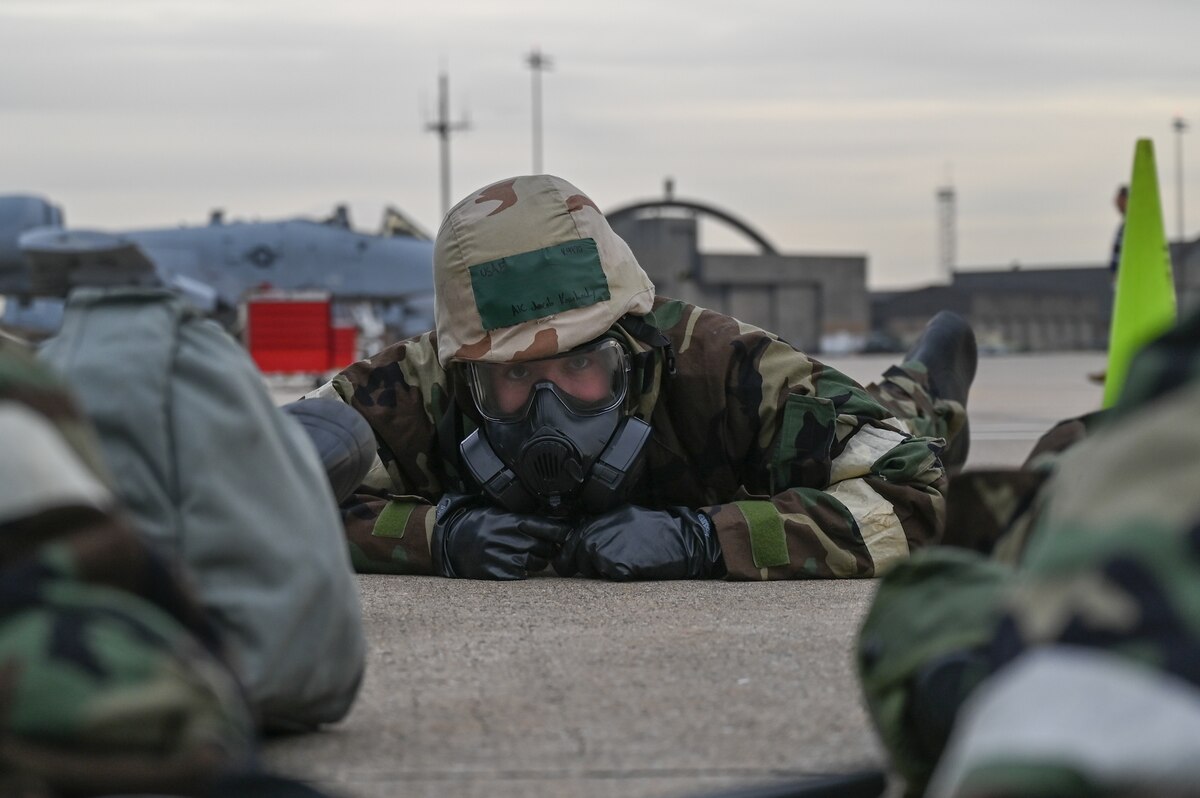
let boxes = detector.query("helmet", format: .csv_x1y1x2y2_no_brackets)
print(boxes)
433,174,655,368
436,175,659,516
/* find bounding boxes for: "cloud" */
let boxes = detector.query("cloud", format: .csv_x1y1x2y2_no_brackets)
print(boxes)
2,0,1198,286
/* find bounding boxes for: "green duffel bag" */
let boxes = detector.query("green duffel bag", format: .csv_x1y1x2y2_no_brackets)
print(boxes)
40,287,365,731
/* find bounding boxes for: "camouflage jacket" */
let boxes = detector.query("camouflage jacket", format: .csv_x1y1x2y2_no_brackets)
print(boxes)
320,297,947,580
860,305,1200,797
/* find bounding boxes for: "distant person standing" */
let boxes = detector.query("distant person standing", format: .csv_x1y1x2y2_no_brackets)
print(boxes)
1109,184,1129,274
1090,184,1129,383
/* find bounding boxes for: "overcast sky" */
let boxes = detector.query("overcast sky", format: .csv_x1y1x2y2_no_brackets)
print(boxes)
3,0,1198,287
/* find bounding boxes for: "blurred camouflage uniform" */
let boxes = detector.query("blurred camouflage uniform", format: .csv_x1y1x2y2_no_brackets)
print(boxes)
860,307,1200,797
313,174,963,580
0,338,254,796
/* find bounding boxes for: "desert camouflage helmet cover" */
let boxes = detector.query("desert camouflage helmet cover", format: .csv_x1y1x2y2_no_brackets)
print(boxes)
434,174,655,366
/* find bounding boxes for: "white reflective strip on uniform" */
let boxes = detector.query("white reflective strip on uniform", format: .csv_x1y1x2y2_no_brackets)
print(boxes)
825,478,908,572
0,401,111,525
928,647,1200,797
360,453,392,492
828,424,909,484
303,380,340,402
423,505,437,553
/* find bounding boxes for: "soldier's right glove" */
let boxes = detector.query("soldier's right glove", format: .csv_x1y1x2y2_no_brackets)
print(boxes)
552,505,726,581
431,494,571,581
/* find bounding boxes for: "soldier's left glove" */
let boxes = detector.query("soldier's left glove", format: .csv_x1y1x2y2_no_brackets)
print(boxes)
552,505,726,581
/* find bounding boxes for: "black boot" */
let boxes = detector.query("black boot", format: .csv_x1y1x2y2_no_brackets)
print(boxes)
281,398,377,504
904,311,977,472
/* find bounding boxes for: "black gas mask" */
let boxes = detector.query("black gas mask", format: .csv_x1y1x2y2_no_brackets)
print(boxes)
458,338,651,518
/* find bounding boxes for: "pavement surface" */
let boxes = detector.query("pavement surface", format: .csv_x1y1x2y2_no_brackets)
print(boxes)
261,352,1107,798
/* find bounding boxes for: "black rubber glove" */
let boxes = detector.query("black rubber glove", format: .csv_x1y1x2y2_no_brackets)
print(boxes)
552,505,725,581
431,494,571,580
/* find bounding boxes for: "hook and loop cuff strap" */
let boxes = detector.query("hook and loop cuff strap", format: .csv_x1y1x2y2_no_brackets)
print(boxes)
374,494,443,539
734,500,790,569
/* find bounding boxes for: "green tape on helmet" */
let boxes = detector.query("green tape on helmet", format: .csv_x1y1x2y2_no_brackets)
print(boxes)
469,238,611,331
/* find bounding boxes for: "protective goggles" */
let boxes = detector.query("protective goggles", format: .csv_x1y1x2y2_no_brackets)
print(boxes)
465,338,630,422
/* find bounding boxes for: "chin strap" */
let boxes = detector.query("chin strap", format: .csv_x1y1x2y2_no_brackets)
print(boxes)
617,314,676,394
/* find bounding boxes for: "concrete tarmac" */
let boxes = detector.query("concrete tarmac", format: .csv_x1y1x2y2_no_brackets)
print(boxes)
262,352,1107,798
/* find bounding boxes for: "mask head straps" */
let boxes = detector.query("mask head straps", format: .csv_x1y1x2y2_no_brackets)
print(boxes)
616,314,676,394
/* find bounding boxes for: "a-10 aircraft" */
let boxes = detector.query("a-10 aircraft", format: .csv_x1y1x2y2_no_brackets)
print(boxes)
0,194,436,351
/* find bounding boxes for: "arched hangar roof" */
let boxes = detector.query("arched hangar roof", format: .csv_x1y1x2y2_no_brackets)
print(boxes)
605,199,778,255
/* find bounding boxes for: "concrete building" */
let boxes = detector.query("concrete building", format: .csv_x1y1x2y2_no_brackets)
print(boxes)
1175,238,1200,312
605,187,1200,355
873,238,1200,353
872,266,1114,353
607,199,869,353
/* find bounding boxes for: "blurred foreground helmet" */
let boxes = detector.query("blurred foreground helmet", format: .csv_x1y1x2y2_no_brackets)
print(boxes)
433,174,655,367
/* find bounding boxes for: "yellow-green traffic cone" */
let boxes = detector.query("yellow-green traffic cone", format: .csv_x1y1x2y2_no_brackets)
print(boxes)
1103,138,1177,407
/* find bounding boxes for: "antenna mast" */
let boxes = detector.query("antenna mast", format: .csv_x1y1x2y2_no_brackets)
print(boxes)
936,177,957,283
426,72,470,216
526,48,553,174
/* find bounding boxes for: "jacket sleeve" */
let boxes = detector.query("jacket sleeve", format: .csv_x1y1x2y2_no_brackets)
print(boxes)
340,491,439,575
308,337,449,575
697,330,947,581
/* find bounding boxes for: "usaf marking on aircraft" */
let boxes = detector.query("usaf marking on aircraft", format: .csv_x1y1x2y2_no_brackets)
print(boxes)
0,194,435,346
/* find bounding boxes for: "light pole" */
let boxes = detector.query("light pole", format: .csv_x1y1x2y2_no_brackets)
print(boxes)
1173,116,1188,242
526,49,552,174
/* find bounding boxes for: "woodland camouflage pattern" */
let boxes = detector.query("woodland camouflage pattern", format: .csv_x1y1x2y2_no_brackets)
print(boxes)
991,305,1200,694
860,306,1200,797
0,339,253,796
316,296,961,580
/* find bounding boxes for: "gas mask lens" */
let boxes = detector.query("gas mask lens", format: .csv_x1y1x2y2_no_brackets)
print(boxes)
467,338,629,422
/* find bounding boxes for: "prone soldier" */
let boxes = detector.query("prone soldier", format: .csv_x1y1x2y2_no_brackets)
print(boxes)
313,174,977,581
